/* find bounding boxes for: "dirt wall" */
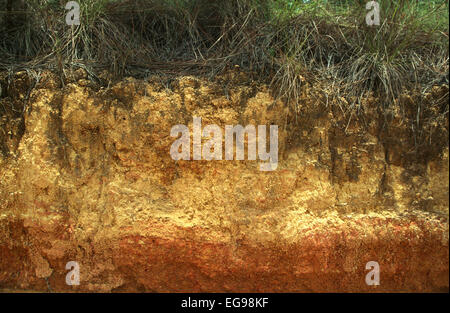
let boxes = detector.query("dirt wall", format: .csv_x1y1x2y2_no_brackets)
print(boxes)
0,70,448,292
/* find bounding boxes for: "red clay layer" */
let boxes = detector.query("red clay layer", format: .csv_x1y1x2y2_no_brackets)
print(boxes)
0,214,448,292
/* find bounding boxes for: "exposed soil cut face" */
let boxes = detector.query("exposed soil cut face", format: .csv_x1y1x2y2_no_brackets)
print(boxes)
0,70,448,292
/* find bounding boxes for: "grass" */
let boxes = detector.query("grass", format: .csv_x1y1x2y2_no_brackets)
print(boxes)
0,0,448,145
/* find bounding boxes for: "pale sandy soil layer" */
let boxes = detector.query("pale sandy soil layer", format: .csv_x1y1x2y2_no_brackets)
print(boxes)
0,70,448,292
